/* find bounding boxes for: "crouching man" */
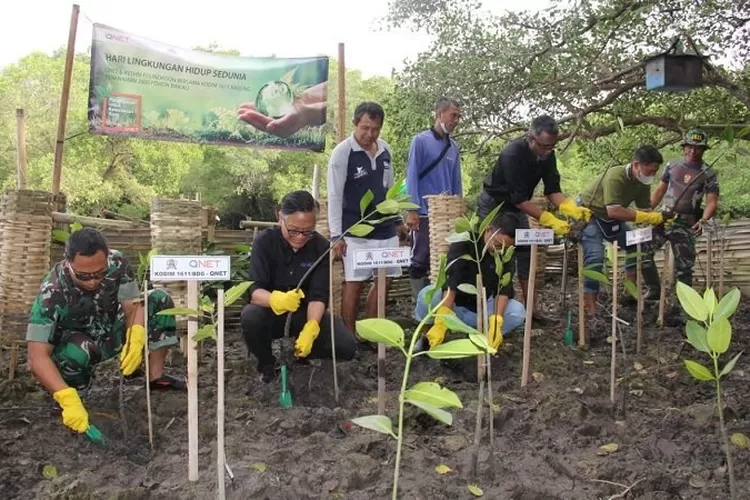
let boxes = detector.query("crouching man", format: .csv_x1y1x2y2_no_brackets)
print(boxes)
414,211,526,351
241,190,357,383
27,228,184,435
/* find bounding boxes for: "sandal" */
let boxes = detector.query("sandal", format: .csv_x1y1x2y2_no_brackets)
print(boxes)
149,374,187,391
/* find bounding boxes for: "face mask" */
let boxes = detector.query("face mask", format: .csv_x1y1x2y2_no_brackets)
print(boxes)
439,122,450,135
635,171,654,185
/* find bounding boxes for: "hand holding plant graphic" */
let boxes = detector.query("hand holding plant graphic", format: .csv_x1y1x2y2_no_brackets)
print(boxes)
238,81,327,138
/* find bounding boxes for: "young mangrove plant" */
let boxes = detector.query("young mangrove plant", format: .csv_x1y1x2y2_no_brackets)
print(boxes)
677,282,742,500
352,255,496,500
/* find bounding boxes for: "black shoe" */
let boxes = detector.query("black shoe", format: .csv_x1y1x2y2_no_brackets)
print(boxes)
149,374,186,391
532,311,556,327
258,362,279,384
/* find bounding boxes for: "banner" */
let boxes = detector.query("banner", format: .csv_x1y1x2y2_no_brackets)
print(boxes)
88,24,329,151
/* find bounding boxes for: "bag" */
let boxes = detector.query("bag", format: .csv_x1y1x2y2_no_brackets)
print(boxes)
594,218,623,240
418,139,452,181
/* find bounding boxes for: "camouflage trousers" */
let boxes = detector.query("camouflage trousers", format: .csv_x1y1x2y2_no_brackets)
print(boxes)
649,220,697,287
51,289,178,390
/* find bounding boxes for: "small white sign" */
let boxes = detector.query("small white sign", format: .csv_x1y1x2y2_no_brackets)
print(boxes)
150,255,231,281
515,228,554,246
353,247,411,270
626,227,653,246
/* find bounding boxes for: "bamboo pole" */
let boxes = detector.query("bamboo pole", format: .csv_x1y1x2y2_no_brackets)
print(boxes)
337,43,346,142
479,278,494,452
706,231,713,290
377,267,386,416
610,242,619,405
52,212,137,229
521,246,538,387
636,243,643,355
577,243,586,346
16,109,27,190
657,246,670,326
719,230,726,297
217,288,226,500
187,280,199,481
329,252,339,403
470,273,485,478
143,281,154,449
51,4,80,196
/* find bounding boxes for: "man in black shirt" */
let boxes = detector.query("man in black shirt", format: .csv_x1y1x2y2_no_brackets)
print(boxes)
241,191,357,383
414,212,526,351
477,115,591,325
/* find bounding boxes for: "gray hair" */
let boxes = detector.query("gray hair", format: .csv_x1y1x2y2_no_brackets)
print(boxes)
529,115,559,137
435,97,460,114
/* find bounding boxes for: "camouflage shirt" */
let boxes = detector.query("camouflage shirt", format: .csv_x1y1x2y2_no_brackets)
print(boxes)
661,160,719,216
26,250,140,344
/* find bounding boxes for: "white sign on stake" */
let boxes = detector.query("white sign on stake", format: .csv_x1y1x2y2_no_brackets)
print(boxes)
150,255,231,281
353,247,411,270
515,228,554,246
626,227,653,246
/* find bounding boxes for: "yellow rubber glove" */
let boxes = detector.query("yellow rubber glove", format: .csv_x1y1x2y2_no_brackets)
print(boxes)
426,306,454,348
294,320,320,358
52,387,89,433
634,210,664,226
120,324,146,376
488,315,504,350
269,289,305,315
558,198,592,222
538,211,571,237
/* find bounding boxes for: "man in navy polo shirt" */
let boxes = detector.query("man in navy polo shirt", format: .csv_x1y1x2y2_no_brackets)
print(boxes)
327,102,402,334
404,98,463,301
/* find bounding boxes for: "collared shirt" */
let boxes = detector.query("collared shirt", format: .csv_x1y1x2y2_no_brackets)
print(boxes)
446,237,514,312
579,165,651,219
248,227,329,305
26,250,140,344
406,128,462,215
482,138,561,211
327,134,396,239
661,160,719,215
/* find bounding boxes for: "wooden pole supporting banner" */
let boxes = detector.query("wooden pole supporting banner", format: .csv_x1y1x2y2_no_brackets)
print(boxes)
16,109,28,190
217,288,226,500
636,243,643,355
521,245,538,387
377,268,386,416
610,242,619,404
187,280,199,481
337,43,346,143
143,281,154,449
51,4,80,195
577,244,586,347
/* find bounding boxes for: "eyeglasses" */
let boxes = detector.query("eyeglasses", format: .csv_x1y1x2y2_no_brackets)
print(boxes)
282,220,315,239
67,262,107,281
532,137,557,152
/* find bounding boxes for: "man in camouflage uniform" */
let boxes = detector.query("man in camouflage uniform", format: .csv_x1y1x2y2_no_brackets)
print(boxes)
650,129,720,287
27,228,184,435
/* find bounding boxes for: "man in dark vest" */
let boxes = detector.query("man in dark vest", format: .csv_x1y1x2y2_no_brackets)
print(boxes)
404,97,463,301
650,128,720,287
327,102,402,335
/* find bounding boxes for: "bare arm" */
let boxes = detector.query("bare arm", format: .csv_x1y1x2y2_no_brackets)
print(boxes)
516,200,544,220
702,192,719,220
122,298,144,329
606,205,638,222
251,288,272,308
28,342,67,393
306,300,325,323
651,181,668,209
441,288,457,310
546,192,567,209
494,295,509,317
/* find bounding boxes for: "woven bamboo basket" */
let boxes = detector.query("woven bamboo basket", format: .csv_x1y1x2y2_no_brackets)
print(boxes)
0,190,54,345
150,198,203,329
426,195,468,283
315,198,343,316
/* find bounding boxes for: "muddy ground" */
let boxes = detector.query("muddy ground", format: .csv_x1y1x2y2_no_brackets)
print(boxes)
1,278,749,500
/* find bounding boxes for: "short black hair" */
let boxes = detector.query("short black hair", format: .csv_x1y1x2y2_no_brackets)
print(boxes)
529,115,559,137
487,211,521,236
353,102,385,125
632,145,663,165
65,227,109,260
435,97,460,114
279,190,317,216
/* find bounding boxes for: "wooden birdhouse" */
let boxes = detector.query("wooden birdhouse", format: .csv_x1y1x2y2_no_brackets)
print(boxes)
644,37,707,91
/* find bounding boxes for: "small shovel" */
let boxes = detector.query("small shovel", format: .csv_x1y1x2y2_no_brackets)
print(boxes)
279,310,295,408
564,310,574,347
279,365,292,408
85,424,107,446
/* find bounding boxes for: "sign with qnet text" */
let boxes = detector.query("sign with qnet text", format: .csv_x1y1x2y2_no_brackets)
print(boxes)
515,228,554,246
150,255,231,281
626,227,653,246
353,247,411,270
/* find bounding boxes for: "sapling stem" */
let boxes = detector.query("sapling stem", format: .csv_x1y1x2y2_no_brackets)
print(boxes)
713,355,737,499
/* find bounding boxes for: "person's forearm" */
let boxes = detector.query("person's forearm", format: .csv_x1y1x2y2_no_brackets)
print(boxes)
28,343,67,393
123,302,144,329
702,198,718,220
606,206,638,222
441,288,457,309
251,288,272,308
516,200,544,220
307,301,325,323
547,192,567,208
494,294,509,317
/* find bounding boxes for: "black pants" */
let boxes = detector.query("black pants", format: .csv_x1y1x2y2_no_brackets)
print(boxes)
240,304,357,368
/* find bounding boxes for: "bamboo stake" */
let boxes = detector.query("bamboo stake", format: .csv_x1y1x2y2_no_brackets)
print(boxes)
719,229,726,297
217,288,226,500
610,242,619,404
521,245,538,387
329,252,339,404
377,267,387,416
657,246,670,326
187,280,199,481
706,231,713,290
577,243,586,347
480,278,495,451
16,109,27,190
143,281,154,449
51,4,80,195
470,273,485,478
636,243,643,355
